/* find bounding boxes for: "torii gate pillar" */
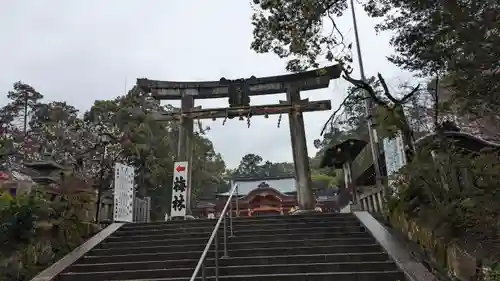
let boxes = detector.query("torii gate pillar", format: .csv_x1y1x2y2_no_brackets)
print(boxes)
177,94,195,216
286,85,315,211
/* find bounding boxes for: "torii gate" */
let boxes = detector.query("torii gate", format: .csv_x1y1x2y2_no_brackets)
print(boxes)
137,64,342,215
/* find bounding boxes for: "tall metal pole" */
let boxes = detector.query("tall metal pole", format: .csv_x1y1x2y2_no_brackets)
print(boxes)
95,147,106,223
350,0,385,200
95,136,110,223
23,93,28,136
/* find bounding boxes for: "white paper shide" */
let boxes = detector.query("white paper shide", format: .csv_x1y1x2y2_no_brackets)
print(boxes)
170,161,189,218
113,163,135,222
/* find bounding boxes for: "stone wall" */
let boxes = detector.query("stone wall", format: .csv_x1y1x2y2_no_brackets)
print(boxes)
0,221,99,281
389,213,498,281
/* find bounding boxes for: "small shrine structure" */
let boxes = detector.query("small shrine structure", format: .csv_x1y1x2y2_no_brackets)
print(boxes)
222,177,296,216
197,176,340,217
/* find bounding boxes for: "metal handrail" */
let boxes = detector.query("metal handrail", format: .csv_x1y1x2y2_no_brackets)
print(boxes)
189,184,239,281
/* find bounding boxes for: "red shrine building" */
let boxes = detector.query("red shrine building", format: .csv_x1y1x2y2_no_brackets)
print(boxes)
197,176,339,217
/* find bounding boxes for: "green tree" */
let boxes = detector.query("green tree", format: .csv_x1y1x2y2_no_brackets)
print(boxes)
250,0,495,139
0,187,99,281
259,161,294,177
251,0,498,98
250,0,350,72
85,88,176,219
4,82,44,135
233,153,264,177
85,86,226,219
231,153,340,192
1,82,44,166
190,133,226,200
28,102,96,163
311,172,338,192
250,1,427,156
231,154,296,178
0,82,226,220
365,0,499,133
388,142,500,261
321,71,423,159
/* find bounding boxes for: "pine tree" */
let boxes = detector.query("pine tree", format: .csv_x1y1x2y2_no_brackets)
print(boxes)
5,82,44,135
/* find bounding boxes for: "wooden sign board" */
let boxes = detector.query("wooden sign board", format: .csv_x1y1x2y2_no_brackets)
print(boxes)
113,163,135,223
170,161,189,218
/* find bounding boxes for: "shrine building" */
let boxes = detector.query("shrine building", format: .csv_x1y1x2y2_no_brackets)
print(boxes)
206,176,339,217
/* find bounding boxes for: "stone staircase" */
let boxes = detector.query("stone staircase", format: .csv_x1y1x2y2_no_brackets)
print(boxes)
57,213,408,281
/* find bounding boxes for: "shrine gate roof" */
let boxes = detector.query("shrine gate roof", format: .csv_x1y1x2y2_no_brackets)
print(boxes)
218,176,296,196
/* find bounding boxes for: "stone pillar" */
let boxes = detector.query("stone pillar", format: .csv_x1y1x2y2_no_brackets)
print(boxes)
145,197,151,222
288,115,301,208
286,85,315,211
376,192,383,213
347,159,357,204
177,94,195,215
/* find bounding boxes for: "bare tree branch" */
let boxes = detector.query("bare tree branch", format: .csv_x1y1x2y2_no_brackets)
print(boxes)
321,88,359,135
377,73,398,104
341,69,388,107
400,85,421,103
340,66,421,160
377,72,421,104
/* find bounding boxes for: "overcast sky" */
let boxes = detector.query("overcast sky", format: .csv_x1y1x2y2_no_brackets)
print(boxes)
0,0,411,168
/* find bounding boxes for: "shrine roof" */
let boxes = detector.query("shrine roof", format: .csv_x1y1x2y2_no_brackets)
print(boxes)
218,176,296,196
415,130,500,152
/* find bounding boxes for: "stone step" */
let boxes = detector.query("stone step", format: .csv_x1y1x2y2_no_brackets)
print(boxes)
103,230,371,244
111,224,366,238
90,237,379,256
114,220,361,234
123,213,357,228
61,270,406,281
98,237,377,253
70,252,391,273
82,243,384,263
118,216,360,231
60,261,400,281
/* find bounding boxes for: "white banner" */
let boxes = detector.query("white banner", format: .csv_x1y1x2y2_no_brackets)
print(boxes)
170,161,189,218
113,163,135,222
383,132,407,189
